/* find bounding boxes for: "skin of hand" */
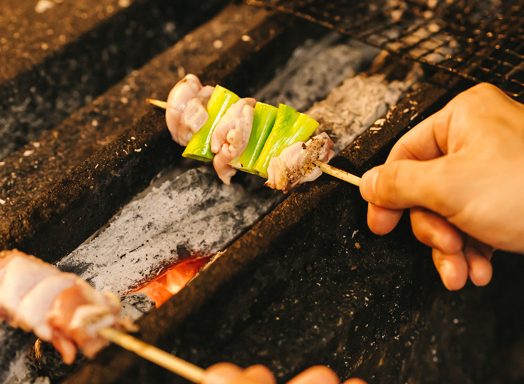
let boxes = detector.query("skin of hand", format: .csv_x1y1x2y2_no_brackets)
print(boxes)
359,83,524,290
202,363,367,384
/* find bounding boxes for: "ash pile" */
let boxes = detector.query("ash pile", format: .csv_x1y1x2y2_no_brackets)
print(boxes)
1,1,524,384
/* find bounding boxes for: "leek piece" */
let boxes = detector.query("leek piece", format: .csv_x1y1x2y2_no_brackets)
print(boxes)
230,102,278,173
252,104,319,177
182,85,240,162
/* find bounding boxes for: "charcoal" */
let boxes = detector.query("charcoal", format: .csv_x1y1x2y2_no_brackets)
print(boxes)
33,341,85,384
120,293,155,321
0,324,37,384
309,72,418,153
57,167,281,295
255,34,380,112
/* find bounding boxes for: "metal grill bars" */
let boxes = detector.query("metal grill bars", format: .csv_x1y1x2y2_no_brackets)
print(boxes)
247,0,524,97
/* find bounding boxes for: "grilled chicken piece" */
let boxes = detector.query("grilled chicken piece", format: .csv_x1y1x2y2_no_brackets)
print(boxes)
266,132,335,193
210,98,256,185
166,74,214,146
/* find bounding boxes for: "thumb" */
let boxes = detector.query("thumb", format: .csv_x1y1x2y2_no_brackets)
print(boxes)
360,158,448,213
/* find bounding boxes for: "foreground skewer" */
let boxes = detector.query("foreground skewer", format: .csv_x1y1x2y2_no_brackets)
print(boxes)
147,98,362,188
99,327,205,383
0,250,206,380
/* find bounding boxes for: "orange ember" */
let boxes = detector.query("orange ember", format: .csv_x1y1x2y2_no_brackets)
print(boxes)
136,257,211,307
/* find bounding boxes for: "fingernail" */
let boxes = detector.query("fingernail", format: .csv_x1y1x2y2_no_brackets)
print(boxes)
360,168,379,202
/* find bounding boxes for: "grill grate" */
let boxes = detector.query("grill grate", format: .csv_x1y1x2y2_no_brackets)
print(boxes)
246,0,524,97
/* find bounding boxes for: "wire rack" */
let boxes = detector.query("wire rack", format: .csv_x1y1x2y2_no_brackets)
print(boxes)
246,0,524,97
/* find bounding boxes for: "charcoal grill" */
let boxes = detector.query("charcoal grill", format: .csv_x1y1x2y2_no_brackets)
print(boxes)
1,1,524,384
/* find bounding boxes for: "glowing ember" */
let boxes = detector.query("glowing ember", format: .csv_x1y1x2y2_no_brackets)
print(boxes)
136,257,211,307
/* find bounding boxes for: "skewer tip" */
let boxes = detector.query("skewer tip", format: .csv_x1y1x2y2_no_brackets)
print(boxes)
147,99,168,109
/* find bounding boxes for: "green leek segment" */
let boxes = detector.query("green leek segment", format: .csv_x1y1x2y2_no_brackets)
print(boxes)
230,102,278,173
182,85,240,162
253,104,319,177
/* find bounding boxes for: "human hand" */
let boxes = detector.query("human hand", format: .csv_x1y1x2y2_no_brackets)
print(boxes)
359,83,524,290
202,363,366,384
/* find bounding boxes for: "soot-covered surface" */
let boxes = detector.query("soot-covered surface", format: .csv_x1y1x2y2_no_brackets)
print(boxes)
58,168,280,295
0,0,227,160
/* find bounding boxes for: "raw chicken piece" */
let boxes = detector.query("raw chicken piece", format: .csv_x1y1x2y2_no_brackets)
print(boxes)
0,250,19,285
11,273,78,341
166,74,214,146
266,132,335,193
13,273,77,340
48,279,121,363
0,250,133,365
210,98,256,185
0,253,60,322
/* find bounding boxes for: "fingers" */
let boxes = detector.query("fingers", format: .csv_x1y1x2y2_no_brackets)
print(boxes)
385,107,449,163
203,363,244,384
287,366,340,384
367,203,403,235
409,209,493,289
432,248,469,291
244,365,277,384
410,208,463,254
409,208,469,290
464,237,493,287
342,379,368,384
360,159,452,215
204,364,364,384
203,363,275,384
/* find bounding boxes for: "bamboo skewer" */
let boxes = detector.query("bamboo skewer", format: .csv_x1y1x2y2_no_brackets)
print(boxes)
314,161,361,187
147,98,362,188
98,327,205,383
147,98,168,109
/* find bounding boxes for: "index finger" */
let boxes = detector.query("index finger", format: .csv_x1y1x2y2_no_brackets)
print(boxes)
385,104,452,163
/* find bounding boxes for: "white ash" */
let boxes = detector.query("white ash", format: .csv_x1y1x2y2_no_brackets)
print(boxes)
255,33,380,112
308,63,422,153
57,167,281,296
120,293,155,321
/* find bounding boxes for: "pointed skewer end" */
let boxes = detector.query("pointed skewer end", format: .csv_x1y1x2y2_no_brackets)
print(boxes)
147,99,168,109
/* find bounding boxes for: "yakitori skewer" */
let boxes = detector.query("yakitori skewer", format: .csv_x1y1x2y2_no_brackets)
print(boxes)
147,97,362,188
0,249,205,382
